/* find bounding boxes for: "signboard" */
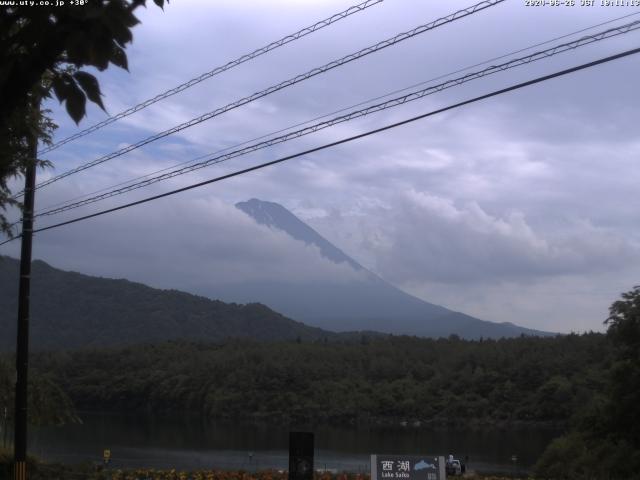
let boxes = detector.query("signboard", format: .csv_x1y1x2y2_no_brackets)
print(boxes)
371,455,445,480
103,449,111,464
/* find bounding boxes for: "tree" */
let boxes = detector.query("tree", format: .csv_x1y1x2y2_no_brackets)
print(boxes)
0,100,55,235
606,285,640,356
605,285,640,448
535,286,640,479
0,358,79,446
0,0,168,235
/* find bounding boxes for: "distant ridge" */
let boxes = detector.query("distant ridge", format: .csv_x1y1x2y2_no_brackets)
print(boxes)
0,199,553,350
0,255,337,351
235,199,553,339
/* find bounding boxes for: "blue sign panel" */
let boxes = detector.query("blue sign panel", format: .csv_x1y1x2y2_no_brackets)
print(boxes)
371,455,445,480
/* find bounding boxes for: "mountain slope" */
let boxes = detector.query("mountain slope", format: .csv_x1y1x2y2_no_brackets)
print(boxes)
234,199,552,339
0,256,336,351
237,198,362,270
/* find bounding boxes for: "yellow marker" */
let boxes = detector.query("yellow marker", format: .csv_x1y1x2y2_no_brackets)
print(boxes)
14,461,26,480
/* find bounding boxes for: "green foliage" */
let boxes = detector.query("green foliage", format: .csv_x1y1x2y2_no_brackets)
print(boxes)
23,333,611,427
606,285,640,352
27,372,82,427
0,1,167,235
535,431,640,480
0,358,80,430
0,0,167,125
534,432,591,479
0,102,55,236
536,287,640,479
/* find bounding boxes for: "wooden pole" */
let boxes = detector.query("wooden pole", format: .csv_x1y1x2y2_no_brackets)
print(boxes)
13,121,37,480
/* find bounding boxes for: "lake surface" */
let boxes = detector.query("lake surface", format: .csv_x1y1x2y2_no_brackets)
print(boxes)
29,412,561,475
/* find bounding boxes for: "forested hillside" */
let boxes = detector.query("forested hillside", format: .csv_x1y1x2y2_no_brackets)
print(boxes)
0,256,335,350
28,333,609,427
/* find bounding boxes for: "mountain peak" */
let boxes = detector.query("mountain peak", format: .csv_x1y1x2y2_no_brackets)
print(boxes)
234,199,554,339
236,199,362,270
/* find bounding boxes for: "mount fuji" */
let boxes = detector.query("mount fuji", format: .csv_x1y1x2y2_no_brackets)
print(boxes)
220,198,551,339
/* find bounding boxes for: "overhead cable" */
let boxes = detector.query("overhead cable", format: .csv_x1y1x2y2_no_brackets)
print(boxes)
21,0,505,196
35,10,640,215
0,45,634,246
31,20,640,219
39,0,385,154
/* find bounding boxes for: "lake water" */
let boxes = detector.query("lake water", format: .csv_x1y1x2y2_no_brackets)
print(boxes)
28,412,561,475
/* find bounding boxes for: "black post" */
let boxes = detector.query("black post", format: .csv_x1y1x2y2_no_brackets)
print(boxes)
288,432,314,480
13,131,37,480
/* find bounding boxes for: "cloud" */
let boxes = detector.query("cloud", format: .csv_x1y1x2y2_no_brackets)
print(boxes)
3,0,638,335
307,189,639,285
402,273,636,334
3,197,365,295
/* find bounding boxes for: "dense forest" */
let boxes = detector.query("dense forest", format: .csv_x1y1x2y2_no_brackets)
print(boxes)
2,286,638,478
20,333,611,427
534,286,640,479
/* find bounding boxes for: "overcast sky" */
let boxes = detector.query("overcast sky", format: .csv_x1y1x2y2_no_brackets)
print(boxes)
3,0,640,333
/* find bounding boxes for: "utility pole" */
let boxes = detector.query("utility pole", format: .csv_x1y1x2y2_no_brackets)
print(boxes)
13,105,38,480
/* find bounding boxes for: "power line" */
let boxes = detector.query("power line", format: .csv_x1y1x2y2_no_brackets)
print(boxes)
19,0,505,197
34,10,640,216
31,19,640,220
0,45,635,246
39,0,385,155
